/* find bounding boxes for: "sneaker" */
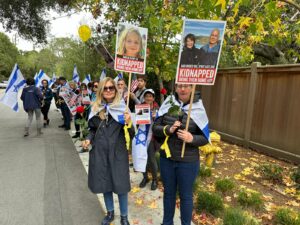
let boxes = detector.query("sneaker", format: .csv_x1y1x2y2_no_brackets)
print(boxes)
72,133,80,138
47,119,50,125
58,124,65,128
139,177,149,188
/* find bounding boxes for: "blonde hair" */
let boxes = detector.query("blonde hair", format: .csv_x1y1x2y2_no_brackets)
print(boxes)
92,77,121,119
117,27,143,58
69,81,77,89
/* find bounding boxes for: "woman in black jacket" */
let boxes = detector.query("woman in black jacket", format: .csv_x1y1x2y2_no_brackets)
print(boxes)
152,84,209,225
82,77,134,225
40,79,53,127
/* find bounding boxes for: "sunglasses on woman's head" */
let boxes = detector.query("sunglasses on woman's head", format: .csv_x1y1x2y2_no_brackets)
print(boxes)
103,86,116,92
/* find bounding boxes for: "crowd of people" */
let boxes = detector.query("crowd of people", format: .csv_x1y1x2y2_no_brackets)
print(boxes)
20,74,209,225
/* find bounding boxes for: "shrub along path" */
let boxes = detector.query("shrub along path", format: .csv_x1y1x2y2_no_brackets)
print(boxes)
192,141,300,225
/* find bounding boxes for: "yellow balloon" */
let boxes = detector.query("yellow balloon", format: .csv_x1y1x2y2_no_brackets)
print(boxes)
78,25,91,42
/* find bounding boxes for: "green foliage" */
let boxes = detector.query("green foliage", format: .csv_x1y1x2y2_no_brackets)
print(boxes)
75,118,88,140
0,0,71,42
291,167,300,189
196,191,224,216
223,208,261,225
215,178,235,194
256,163,283,183
0,33,19,79
274,208,300,225
198,165,212,178
237,189,263,209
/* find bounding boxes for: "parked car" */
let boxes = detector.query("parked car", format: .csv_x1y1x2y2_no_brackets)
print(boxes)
0,81,8,89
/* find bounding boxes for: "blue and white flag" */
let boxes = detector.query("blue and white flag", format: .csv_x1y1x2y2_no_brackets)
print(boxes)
99,69,106,81
0,64,26,112
72,65,79,83
132,123,152,172
33,72,38,80
158,95,210,142
48,73,56,87
35,70,50,88
82,74,91,85
114,72,123,82
88,99,127,124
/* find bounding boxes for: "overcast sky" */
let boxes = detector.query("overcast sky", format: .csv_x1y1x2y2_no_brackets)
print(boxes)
0,10,97,51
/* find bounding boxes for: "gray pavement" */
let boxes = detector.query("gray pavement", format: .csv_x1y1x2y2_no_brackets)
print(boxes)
0,92,103,225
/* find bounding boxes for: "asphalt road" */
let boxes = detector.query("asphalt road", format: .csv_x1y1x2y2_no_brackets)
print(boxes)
0,91,104,225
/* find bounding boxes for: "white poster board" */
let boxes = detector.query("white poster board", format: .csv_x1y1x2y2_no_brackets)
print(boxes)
176,19,226,85
114,23,148,74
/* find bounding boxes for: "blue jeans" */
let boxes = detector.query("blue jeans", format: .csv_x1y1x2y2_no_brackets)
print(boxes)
160,157,199,225
103,192,128,216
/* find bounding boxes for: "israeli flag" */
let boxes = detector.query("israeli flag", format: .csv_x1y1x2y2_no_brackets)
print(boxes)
114,72,123,82
82,74,91,85
99,69,106,81
88,99,127,124
132,124,152,172
35,70,50,88
33,72,38,80
72,65,79,83
48,73,56,87
158,95,210,142
0,64,26,112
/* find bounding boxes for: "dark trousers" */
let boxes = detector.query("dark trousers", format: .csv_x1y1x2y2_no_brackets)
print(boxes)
61,103,71,129
160,157,199,225
74,113,82,133
41,103,50,121
143,140,159,180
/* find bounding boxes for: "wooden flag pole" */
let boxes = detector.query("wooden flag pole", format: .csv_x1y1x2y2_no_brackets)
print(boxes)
126,72,132,111
181,84,196,158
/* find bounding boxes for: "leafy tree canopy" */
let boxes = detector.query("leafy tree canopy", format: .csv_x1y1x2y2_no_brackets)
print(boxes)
0,0,72,43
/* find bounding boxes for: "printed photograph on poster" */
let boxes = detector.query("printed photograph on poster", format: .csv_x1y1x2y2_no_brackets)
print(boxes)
176,19,226,85
81,90,91,105
115,23,148,74
135,104,151,125
59,87,82,115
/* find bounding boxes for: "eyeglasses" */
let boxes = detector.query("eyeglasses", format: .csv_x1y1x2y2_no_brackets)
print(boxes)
103,86,116,92
93,85,98,88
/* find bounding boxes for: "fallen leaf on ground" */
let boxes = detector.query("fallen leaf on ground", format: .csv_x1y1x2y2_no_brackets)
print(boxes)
285,200,300,207
131,187,141,193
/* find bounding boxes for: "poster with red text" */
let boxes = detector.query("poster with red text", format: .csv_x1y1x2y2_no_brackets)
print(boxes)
114,23,148,74
176,19,226,85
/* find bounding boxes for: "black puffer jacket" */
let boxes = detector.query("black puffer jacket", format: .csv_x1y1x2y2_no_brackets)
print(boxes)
152,92,208,162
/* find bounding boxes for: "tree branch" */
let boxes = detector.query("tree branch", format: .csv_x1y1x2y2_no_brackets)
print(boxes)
279,0,300,11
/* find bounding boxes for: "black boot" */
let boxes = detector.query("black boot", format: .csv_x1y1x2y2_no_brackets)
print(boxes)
101,210,114,225
151,179,158,191
72,132,80,138
120,215,130,225
139,174,149,188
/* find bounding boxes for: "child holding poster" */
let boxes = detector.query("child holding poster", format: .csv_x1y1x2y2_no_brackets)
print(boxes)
117,27,144,59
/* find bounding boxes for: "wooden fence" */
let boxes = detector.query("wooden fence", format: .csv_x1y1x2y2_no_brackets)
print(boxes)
200,63,300,164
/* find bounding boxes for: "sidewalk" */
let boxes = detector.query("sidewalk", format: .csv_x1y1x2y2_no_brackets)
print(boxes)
69,128,188,225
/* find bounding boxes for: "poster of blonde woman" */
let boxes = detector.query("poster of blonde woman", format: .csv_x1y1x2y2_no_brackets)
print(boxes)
176,19,226,85
115,23,148,74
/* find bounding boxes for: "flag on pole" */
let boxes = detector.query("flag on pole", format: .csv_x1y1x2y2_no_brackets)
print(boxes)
99,69,106,81
72,65,79,83
49,73,56,87
82,74,91,85
34,72,38,80
35,70,50,88
130,74,139,92
114,72,123,82
0,64,26,112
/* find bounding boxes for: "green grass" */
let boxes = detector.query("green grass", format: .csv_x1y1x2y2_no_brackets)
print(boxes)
256,163,283,183
198,165,212,178
223,208,261,225
237,189,263,210
215,178,235,194
196,191,224,216
274,208,300,225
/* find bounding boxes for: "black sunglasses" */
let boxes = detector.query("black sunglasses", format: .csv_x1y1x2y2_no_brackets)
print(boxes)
103,86,116,92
